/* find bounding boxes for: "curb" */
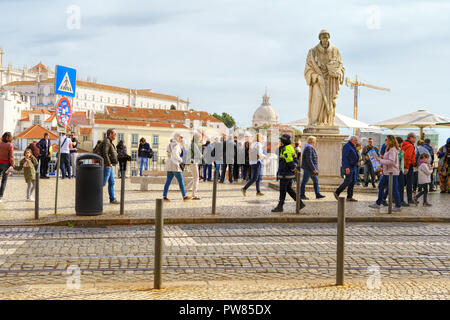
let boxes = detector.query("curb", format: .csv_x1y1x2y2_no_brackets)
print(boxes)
2,215,449,227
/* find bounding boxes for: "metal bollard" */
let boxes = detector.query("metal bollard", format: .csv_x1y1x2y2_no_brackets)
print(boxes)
154,199,163,289
336,197,345,286
296,170,301,214
388,173,393,214
35,172,39,220
120,169,125,215
212,167,218,215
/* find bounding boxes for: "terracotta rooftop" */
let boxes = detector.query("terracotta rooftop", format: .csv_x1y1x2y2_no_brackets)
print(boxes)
94,119,187,129
29,63,49,73
20,109,53,121
104,106,221,123
14,124,58,140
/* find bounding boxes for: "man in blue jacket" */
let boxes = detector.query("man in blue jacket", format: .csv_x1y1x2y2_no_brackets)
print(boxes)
334,136,359,201
300,136,325,200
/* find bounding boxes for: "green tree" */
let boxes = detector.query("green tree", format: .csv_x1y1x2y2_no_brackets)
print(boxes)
213,112,236,128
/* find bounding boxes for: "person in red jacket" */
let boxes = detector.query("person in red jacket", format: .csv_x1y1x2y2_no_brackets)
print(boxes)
0,132,15,202
401,132,417,204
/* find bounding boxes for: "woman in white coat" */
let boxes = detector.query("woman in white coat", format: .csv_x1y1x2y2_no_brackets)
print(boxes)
163,133,191,201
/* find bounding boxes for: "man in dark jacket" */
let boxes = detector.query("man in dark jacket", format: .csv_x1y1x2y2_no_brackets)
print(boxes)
101,129,119,204
138,138,153,176
36,133,51,179
300,136,325,200
334,136,359,201
272,134,305,213
361,138,379,188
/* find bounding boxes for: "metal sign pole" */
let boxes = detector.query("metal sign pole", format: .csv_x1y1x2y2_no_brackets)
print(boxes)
54,131,62,215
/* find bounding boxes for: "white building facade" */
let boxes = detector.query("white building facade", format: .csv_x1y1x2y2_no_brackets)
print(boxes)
0,91,31,135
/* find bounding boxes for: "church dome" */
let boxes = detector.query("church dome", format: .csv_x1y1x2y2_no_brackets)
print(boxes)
252,89,278,127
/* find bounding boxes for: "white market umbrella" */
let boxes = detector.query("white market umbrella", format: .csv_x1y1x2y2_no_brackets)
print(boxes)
287,113,370,129
371,109,450,136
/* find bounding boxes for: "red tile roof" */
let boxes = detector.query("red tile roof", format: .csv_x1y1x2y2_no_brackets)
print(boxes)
20,109,53,121
94,119,187,129
14,124,58,140
30,63,49,73
105,106,221,123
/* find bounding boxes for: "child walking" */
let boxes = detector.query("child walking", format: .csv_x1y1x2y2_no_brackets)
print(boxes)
414,153,433,206
14,148,38,201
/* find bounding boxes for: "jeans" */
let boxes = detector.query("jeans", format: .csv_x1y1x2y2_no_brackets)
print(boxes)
364,162,376,186
0,163,10,198
335,167,355,199
203,164,212,181
243,162,262,193
241,164,250,180
405,165,414,201
163,171,186,198
415,183,428,203
60,153,71,178
376,175,401,207
300,168,320,197
139,157,148,176
103,166,116,202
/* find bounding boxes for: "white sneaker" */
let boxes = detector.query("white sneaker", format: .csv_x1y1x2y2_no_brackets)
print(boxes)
0,199,3,203
26,198,34,202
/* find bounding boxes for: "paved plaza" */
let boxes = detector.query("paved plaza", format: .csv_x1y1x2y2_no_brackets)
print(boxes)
0,177,448,225
0,223,448,299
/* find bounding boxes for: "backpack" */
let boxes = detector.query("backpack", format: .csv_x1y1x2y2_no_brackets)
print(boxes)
93,141,104,157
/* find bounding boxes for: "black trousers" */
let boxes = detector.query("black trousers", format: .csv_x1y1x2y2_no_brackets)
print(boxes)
220,164,233,182
39,156,49,177
415,183,428,203
233,164,240,180
279,178,297,204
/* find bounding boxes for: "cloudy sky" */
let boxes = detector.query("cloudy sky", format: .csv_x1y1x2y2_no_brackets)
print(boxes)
1,0,449,144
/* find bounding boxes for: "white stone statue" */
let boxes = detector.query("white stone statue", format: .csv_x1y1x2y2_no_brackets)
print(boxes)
304,30,345,127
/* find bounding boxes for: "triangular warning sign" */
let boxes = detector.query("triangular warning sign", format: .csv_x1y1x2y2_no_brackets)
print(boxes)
58,72,74,94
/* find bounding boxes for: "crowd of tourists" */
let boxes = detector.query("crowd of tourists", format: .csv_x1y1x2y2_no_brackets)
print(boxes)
0,128,448,213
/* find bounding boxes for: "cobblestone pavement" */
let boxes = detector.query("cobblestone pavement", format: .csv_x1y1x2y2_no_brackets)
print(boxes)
0,177,448,224
0,223,448,299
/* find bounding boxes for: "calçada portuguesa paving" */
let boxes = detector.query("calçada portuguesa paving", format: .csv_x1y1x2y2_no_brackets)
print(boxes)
0,223,448,299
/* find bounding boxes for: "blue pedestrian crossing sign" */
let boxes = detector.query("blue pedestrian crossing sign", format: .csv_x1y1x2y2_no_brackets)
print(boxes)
55,65,77,98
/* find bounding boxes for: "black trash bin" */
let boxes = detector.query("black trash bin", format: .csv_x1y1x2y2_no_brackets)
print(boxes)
75,153,104,216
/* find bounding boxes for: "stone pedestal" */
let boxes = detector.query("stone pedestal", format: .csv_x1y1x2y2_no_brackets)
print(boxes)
299,127,347,179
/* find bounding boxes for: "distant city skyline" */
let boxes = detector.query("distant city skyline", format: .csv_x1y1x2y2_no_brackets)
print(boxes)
1,0,449,145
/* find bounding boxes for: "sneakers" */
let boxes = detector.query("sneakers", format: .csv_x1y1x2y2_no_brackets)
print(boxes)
256,192,264,196
423,202,432,207
333,192,339,200
392,206,402,212
26,198,34,202
183,196,192,201
192,196,201,200
316,194,326,199
110,199,119,204
299,201,306,210
241,188,246,196
413,198,419,206
401,201,410,207
300,196,309,200
0,198,3,203
382,200,389,207
369,203,380,209
346,198,358,202
163,197,171,202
